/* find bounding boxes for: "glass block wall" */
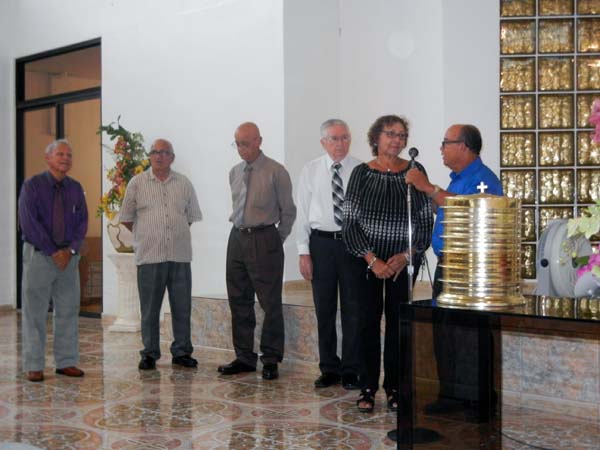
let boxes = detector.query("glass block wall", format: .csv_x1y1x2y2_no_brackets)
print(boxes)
500,0,600,279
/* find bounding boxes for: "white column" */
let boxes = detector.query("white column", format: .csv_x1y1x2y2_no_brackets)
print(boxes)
107,253,141,332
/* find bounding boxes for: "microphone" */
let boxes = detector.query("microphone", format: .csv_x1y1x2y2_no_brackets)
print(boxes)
408,147,419,168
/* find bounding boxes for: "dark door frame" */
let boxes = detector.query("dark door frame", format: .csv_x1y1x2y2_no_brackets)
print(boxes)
16,38,102,317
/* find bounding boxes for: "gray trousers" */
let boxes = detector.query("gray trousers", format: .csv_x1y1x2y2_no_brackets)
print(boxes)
21,242,81,372
225,226,284,367
137,262,193,360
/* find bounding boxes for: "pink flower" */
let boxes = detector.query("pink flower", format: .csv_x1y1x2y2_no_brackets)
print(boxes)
576,252,600,278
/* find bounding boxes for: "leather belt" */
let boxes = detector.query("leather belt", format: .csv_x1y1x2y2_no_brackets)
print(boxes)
311,229,343,241
236,224,275,234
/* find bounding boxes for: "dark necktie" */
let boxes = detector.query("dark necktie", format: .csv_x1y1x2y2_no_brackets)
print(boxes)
233,165,252,227
52,182,65,245
332,163,344,226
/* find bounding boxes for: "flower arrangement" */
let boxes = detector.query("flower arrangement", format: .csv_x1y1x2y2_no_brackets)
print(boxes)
567,199,600,274
562,99,600,297
97,117,149,219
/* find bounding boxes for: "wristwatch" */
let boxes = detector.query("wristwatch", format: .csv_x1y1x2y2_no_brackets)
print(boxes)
428,185,441,198
69,248,77,255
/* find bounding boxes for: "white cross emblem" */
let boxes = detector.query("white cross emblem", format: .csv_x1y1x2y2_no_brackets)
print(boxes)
477,181,488,193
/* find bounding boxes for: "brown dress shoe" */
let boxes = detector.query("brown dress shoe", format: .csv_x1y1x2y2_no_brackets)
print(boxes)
27,371,44,382
55,366,84,377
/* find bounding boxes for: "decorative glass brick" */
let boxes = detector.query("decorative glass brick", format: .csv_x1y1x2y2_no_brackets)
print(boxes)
521,207,536,241
501,58,536,91
577,94,598,128
501,132,536,166
539,57,573,91
578,18,600,53
521,244,536,279
501,170,536,204
539,169,574,204
577,57,600,90
538,132,574,166
501,20,536,54
540,0,574,15
577,169,600,203
539,19,574,53
501,95,535,129
501,0,535,16
577,131,600,165
539,94,573,129
578,0,600,14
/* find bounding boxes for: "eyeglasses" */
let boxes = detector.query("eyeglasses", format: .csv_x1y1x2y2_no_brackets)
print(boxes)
382,131,408,140
441,139,464,147
149,150,173,157
324,135,351,143
231,138,257,149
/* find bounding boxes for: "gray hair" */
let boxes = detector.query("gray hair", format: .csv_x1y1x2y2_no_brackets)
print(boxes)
151,138,174,154
320,119,349,138
45,139,72,155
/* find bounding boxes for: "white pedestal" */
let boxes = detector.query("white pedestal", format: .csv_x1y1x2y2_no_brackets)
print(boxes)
108,253,141,332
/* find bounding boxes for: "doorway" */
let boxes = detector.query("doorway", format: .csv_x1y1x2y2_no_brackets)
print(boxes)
16,39,102,316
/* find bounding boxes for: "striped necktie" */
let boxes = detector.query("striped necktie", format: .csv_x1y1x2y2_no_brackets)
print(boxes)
332,162,344,226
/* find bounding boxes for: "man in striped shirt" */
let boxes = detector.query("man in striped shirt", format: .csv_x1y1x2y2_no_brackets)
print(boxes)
120,138,203,371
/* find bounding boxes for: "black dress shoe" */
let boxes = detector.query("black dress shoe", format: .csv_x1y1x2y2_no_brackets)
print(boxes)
172,355,198,368
342,373,359,390
314,373,341,388
138,356,156,370
217,359,256,375
262,363,278,380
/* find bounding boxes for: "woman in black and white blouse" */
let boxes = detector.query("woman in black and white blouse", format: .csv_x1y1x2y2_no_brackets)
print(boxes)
342,115,433,413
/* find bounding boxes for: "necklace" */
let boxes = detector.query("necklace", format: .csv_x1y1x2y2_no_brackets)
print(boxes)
374,158,401,173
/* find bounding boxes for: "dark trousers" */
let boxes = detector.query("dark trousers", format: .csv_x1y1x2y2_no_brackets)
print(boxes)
310,233,361,376
432,260,492,402
226,225,284,367
359,257,421,394
137,261,193,360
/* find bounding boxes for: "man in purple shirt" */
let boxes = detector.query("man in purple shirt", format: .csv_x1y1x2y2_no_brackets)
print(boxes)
18,139,88,382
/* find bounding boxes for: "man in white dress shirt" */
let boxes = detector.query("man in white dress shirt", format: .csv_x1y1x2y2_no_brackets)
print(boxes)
296,119,362,389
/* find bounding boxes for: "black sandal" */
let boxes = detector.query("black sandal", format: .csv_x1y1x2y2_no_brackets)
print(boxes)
386,389,399,412
357,388,375,413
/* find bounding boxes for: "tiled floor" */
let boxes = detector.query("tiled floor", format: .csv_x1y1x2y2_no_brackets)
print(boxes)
0,310,598,450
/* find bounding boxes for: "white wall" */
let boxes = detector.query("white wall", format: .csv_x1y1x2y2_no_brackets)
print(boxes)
0,1,16,307
283,0,341,280
0,0,501,309
443,0,501,172
0,0,284,313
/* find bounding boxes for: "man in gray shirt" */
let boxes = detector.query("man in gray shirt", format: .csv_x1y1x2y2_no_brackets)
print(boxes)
218,122,296,380
120,138,203,370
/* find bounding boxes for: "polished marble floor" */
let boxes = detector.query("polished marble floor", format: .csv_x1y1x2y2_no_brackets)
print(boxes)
0,310,598,450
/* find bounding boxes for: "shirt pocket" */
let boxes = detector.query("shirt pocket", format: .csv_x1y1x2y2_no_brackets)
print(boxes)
249,176,274,210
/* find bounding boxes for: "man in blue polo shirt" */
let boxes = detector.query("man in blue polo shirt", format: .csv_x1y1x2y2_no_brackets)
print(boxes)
407,124,503,295
406,124,503,421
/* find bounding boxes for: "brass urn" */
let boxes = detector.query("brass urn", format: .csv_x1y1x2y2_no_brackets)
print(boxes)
437,194,526,308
